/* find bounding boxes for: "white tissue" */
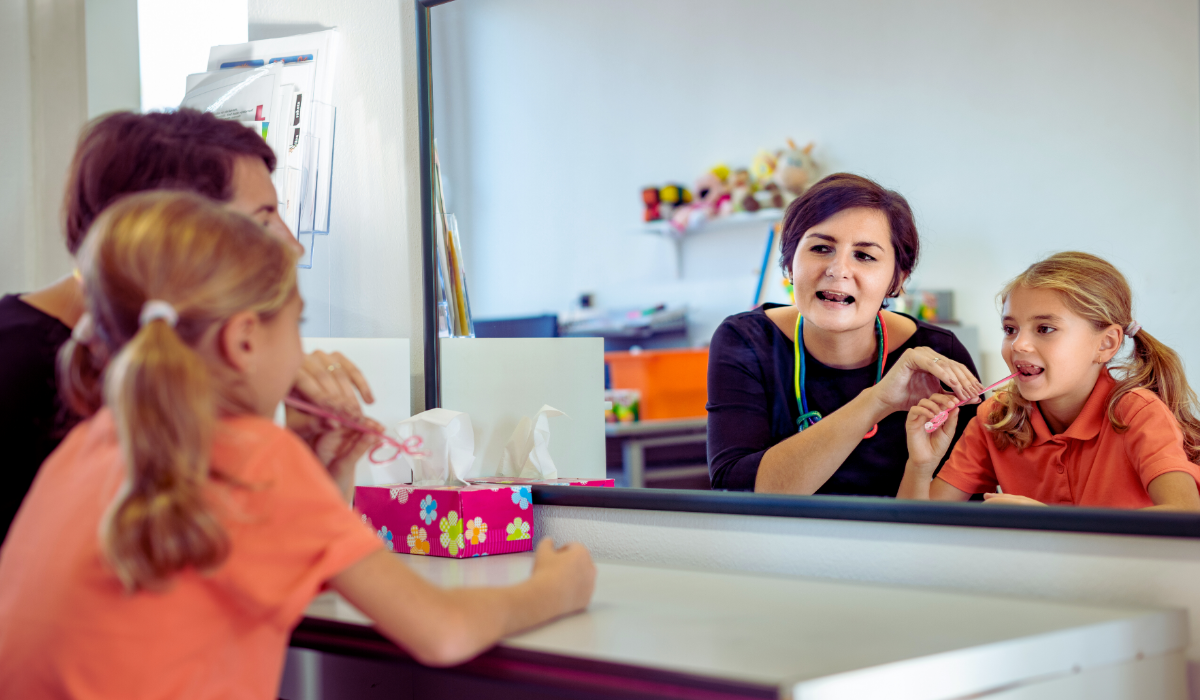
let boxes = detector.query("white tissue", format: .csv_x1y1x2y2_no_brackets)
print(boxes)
499,405,566,480
397,408,474,487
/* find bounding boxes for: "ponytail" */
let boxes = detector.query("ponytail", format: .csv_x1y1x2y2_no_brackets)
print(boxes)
102,318,227,591
1110,330,1200,463
68,190,297,592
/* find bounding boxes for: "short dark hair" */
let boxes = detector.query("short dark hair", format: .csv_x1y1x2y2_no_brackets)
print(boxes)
778,173,919,297
63,109,277,255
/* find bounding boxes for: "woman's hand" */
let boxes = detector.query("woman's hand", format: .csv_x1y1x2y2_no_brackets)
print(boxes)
870,347,983,417
982,493,1046,506
309,415,384,501
287,350,375,442
904,392,961,476
530,537,597,617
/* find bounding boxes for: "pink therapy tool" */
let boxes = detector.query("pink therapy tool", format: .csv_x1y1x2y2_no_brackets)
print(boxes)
283,396,425,464
923,372,1019,433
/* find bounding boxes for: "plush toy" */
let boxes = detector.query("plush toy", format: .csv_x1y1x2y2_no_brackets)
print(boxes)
641,187,661,222
756,181,785,210
727,168,759,213
658,183,691,220
672,166,731,231
749,150,777,185
641,184,692,222
774,139,818,205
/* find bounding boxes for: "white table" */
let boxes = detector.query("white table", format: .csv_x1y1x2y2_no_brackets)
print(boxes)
298,552,1188,700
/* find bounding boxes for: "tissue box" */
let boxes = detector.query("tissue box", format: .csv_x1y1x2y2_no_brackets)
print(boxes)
356,484,536,558
467,476,616,488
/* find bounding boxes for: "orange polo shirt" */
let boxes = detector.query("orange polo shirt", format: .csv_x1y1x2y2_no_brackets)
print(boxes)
937,369,1200,507
0,409,382,700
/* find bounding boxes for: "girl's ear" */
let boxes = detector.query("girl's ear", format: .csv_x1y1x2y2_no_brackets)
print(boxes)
890,273,909,298
218,310,262,373
1095,324,1123,364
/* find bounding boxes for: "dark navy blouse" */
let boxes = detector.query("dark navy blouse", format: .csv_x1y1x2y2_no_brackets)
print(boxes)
706,304,979,495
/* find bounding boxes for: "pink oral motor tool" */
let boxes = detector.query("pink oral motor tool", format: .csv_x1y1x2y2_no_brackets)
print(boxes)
923,372,1019,433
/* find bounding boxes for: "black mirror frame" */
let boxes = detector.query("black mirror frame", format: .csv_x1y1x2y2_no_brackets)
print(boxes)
413,0,1200,539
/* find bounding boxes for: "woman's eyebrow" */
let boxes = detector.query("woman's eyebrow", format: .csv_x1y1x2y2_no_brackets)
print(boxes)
852,241,884,250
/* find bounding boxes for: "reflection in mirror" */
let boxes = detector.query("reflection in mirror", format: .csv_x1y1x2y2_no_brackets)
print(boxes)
427,0,1200,515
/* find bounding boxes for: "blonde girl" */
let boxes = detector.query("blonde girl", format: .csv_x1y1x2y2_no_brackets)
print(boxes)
898,252,1200,510
0,191,595,698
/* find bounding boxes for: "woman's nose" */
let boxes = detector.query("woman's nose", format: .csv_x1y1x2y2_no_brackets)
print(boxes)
825,254,850,278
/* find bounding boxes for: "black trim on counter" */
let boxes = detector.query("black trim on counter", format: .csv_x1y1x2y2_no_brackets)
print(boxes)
293,615,775,700
531,486,1200,539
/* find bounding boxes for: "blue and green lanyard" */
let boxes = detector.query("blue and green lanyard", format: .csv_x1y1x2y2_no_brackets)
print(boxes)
793,310,888,439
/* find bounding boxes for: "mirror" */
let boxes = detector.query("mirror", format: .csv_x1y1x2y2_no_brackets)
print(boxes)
416,0,1200,532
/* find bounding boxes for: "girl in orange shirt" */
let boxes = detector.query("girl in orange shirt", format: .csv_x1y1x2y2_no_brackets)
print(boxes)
0,191,596,699
898,251,1200,510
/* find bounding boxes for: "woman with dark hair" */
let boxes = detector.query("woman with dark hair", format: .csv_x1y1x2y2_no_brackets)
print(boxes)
0,110,375,541
707,173,983,495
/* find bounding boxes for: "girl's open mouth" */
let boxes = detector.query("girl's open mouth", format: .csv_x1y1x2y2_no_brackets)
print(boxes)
816,290,855,305
1015,362,1044,378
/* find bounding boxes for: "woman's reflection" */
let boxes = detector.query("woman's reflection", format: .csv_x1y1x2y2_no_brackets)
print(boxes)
707,173,982,495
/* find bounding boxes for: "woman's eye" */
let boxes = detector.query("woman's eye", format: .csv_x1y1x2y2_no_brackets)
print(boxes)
809,245,831,254
853,251,876,262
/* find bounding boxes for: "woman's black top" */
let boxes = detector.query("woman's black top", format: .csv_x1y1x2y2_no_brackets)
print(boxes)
707,304,979,494
0,295,73,542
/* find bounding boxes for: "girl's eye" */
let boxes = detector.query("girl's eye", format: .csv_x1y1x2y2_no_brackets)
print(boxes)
1002,325,1016,336
1038,325,1056,334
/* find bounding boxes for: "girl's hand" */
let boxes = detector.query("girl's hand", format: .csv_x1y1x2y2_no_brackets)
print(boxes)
310,416,384,501
870,347,983,417
982,493,1046,506
531,537,597,616
904,392,961,476
286,351,375,440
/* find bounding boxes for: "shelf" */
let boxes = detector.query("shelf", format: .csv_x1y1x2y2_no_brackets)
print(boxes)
639,207,783,237
638,208,782,278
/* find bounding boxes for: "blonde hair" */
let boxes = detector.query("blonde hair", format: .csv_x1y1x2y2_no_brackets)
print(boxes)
986,252,1200,462
58,191,298,591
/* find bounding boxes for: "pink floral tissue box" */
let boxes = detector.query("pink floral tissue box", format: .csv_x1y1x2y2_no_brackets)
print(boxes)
355,484,536,558
466,476,616,488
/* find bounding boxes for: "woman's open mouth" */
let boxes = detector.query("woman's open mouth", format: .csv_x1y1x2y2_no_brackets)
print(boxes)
816,290,855,306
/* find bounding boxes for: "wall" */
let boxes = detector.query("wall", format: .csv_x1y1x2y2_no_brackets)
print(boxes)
0,0,37,295
432,0,1200,380
536,505,1200,698
248,0,426,414
0,0,88,295
85,0,140,118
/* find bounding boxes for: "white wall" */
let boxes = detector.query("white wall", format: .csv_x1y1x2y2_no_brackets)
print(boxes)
85,0,140,118
536,506,1200,698
433,0,1200,380
138,0,247,113
248,0,426,414
0,0,88,295
0,0,37,295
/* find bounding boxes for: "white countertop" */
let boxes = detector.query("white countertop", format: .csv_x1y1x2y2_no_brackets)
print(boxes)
304,552,1186,699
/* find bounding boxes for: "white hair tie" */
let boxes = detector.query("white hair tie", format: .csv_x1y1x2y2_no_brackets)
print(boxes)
71,312,95,342
139,300,178,328
1125,321,1141,338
